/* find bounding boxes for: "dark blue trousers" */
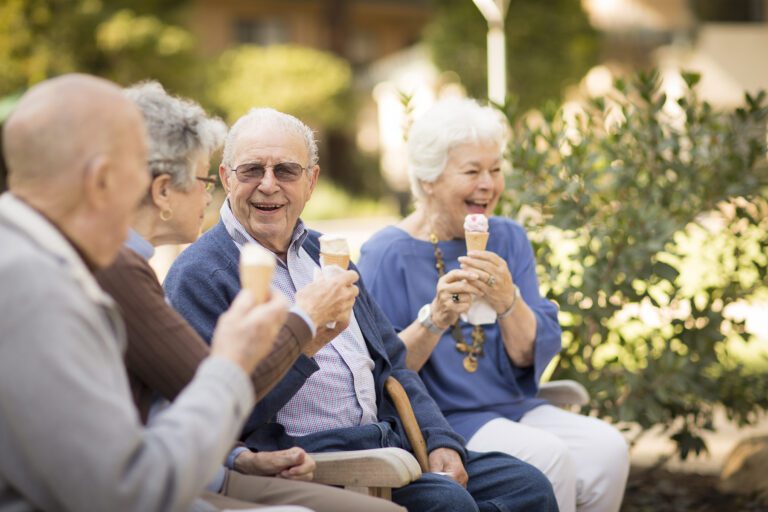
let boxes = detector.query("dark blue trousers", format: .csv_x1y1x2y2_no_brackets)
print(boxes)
391,450,558,512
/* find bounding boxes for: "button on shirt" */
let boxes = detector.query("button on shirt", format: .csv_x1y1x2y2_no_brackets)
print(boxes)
220,201,378,436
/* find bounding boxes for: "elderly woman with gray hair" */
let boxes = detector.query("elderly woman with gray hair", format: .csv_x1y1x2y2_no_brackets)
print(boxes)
96,82,403,512
358,98,629,512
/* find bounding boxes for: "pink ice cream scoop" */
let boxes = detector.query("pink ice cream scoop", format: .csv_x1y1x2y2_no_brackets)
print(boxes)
464,214,489,233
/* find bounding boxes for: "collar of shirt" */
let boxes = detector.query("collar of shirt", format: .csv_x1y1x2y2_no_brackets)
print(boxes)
0,192,116,308
219,198,317,337
219,198,309,266
125,229,155,261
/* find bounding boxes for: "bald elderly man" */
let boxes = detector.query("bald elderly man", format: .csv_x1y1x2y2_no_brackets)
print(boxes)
0,74,308,512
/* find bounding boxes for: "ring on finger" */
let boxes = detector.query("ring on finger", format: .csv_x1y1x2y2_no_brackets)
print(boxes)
451,293,460,303
486,275,496,287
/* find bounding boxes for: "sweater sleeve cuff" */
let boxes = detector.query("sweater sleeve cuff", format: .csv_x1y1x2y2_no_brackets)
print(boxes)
425,434,468,463
289,305,316,338
198,356,255,419
225,446,250,469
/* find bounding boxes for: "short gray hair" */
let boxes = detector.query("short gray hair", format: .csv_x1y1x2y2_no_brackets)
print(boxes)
222,108,318,170
124,81,227,189
407,98,508,199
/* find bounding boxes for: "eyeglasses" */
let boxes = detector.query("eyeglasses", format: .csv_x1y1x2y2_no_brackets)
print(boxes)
196,176,217,193
230,162,307,184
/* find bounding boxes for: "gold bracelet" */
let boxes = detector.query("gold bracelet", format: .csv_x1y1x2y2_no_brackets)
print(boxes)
497,284,520,319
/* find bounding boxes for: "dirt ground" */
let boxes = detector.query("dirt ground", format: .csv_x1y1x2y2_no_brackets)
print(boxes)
621,466,768,512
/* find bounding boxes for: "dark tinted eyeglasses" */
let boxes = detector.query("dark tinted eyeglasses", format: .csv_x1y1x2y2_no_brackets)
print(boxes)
230,162,307,183
196,176,217,192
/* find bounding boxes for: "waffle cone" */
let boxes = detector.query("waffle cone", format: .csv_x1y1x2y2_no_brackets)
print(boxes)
240,264,274,305
465,231,489,252
321,252,350,269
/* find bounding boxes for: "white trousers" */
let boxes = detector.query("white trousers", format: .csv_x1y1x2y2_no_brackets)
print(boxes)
466,405,629,512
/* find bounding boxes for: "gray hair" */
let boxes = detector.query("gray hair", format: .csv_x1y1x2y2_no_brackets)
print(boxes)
124,81,227,189
407,98,508,199
221,108,318,170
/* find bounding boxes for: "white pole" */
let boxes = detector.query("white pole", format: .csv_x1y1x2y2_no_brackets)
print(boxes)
487,21,506,105
472,0,508,105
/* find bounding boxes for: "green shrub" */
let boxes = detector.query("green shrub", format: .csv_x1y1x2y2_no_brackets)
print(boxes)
500,70,768,459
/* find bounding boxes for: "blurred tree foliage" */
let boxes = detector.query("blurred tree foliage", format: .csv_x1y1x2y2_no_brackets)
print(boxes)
0,0,200,97
500,71,768,459
209,44,353,128
424,0,598,109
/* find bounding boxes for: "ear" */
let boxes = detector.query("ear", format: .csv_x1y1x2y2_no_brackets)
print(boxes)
149,173,173,211
81,156,111,210
420,179,434,196
219,164,231,194
307,165,320,196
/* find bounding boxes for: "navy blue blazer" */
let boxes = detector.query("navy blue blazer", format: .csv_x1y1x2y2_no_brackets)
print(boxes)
164,220,467,459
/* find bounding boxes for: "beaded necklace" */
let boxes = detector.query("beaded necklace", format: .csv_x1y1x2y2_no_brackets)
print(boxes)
429,233,485,372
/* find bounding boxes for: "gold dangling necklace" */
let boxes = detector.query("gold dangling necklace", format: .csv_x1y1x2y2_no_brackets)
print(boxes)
429,232,486,373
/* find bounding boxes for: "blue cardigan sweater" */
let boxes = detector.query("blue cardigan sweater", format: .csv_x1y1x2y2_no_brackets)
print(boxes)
164,220,467,459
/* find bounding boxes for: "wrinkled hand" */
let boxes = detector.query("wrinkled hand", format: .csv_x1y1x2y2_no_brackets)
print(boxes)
430,269,483,330
211,289,289,374
296,270,359,356
233,447,316,481
459,251,515,314
428,448,468,487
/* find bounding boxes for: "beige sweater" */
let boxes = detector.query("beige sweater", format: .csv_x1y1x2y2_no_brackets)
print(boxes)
0,193,253,512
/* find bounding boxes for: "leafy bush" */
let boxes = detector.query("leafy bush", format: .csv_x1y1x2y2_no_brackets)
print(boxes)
500,70,768,459
0,0,200,97
208,44,352,127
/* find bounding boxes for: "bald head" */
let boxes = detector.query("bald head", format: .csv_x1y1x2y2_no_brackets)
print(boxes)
2,74,150,267
4,74,145,192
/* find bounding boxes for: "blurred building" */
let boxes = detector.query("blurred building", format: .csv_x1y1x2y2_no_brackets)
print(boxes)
186,0,432,66
582,0,768,107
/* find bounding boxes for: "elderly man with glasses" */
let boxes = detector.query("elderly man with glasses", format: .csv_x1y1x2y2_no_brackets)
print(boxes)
164,108,558,512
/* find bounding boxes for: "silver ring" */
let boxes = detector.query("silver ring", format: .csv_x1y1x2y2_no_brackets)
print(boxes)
487,275,496,287
451,293,460,303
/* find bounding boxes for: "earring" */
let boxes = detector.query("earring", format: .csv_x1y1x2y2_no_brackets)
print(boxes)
160,209,173,221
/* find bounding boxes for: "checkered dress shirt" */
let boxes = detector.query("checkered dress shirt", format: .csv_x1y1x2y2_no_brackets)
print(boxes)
220,201,378,436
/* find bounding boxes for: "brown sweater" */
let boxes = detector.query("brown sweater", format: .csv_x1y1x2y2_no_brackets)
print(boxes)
96,246,312,423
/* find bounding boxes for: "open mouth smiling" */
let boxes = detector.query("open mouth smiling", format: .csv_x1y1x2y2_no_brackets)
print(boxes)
465,200,489,214
251,202,285,213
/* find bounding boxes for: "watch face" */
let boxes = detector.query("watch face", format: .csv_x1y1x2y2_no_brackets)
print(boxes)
418,304,431,323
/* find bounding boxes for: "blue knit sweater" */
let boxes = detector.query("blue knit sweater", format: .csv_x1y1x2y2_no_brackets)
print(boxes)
164,220,467,458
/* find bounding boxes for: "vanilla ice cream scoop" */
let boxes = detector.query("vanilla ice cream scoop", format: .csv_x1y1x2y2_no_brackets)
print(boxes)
319,234,350,269
240,244,275,304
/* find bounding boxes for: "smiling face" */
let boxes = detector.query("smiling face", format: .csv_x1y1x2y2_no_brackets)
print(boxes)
220,124,318,254
422,140,504,239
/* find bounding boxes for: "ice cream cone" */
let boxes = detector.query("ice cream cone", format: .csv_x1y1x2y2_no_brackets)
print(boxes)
319,234,350,269
465,231,489,252
321,253,350,269
240,244,275,305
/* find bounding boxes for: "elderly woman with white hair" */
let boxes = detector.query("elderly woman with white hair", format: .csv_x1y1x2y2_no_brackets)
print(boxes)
358,98,629,512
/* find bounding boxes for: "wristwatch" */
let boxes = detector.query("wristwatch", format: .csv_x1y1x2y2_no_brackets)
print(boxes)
418,303,445,334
